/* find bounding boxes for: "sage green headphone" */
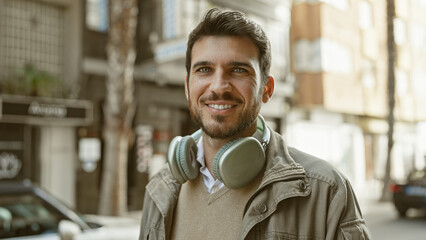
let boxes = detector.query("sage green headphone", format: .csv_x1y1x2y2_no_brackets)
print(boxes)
167,115,270,189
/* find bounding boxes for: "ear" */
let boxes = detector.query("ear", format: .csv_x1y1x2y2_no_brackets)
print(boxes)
262,75,275,103
184,75,189,100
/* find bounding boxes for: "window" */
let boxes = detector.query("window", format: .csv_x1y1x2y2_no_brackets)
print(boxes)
293,38,352,74
411,0,426,10
264,20,289,81
163,0,180,40
293,39,322,73
0,0,64,80
321,0,349,11
293,0,349,11
412,69,426,98
266,21,287,66
396,68,409,95
320,38,353,74
359,0,373,29
394,18,406,45
395,0,409,18
362,60,376,88
181,0,197,36
86,0,109,32
410,23,426,53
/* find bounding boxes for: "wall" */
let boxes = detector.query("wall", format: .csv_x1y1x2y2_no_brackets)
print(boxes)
40,126,77,207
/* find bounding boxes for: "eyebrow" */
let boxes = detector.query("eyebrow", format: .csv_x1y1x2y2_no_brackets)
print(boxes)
192,61,212,70
192,61,255,70
228,61,255,70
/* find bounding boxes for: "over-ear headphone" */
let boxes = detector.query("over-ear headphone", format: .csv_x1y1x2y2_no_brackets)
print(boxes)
167,115,270,189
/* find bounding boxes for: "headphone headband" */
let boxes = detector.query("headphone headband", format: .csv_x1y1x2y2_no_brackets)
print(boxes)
257,115,270,150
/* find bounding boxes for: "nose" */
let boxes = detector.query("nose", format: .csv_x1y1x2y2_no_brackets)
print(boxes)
209,70,231,93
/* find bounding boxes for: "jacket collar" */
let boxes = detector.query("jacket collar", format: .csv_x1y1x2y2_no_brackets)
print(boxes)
260,129,308,187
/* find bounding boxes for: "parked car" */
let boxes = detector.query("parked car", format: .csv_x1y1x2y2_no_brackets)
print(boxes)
390,168,426,217
0,180,140,240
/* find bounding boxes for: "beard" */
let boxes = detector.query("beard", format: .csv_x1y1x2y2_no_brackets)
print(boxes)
188,92,261,139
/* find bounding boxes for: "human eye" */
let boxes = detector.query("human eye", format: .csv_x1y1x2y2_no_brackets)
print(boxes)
196,67,211,73
232,67,248,73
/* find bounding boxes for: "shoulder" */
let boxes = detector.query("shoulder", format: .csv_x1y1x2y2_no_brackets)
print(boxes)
267,130,348,193
268,130,346,183
287,147,349,194
146,167,181,197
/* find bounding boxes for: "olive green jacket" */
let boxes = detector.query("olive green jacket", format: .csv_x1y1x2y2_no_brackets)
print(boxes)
139,130,371,240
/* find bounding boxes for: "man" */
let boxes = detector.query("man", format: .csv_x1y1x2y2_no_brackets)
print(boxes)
139,8,371,240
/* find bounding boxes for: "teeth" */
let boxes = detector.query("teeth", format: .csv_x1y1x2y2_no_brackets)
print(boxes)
209,104,233,110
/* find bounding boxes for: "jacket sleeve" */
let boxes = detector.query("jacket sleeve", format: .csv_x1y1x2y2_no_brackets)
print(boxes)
139,190,153,240
326,177,372,240
139,169,179,240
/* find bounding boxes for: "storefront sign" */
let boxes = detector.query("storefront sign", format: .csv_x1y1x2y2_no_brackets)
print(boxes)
28,102,67,118
0,94,92,126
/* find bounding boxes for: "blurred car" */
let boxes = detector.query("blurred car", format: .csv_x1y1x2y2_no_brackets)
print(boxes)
390,168,426,217
0,180,140,240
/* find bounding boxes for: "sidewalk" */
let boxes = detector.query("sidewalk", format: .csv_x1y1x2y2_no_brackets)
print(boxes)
125,210,142,220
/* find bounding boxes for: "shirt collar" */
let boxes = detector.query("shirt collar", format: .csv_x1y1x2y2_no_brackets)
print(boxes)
196,136,224,193
196,136,206,168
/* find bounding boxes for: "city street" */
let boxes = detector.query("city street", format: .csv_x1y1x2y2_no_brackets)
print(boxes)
361,200,426,240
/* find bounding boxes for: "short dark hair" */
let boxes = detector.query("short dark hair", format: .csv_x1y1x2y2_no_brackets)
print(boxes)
185,8,271,84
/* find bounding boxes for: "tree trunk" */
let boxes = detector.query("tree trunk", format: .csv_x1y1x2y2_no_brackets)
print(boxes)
99,0,138,216
381,0,396,202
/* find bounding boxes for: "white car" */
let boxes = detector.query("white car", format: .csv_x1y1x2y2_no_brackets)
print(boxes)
0,181,140,240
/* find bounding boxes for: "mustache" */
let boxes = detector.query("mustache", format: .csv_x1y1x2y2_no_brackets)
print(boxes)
200,92,243,103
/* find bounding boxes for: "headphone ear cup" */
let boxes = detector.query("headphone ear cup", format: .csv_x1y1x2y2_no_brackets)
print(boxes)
212,138,241,183
176,136,200,181
213,137,265,189
167,136,187,183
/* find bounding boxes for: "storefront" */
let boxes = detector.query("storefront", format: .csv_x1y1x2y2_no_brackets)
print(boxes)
0,94,92,207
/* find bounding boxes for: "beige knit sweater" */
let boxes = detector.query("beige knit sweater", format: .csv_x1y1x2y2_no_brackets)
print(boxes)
171,174,261,240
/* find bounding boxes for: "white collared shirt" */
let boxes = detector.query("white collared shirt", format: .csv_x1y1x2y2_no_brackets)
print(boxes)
196,137,225,194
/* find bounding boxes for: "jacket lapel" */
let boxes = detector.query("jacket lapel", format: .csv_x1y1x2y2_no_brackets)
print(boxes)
239,130,312,239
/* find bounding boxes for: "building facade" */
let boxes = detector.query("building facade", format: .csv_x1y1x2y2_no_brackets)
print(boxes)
289,0,426,197
0,0,92,208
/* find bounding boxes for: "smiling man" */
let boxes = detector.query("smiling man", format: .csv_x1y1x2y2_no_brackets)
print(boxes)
139,8,371,240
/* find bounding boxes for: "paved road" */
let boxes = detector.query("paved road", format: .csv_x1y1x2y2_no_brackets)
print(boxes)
361,200,426,240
